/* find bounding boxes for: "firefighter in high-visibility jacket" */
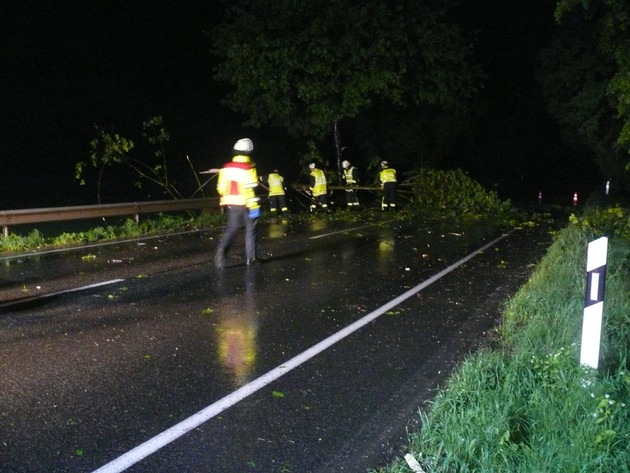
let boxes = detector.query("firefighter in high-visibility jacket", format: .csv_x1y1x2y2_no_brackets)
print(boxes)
379,160,397,211
342,160,360,208
308,163,328,212
214,138,260,269
266,170,288,214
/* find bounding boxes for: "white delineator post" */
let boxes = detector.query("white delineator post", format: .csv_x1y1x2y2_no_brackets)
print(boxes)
580,236,608,369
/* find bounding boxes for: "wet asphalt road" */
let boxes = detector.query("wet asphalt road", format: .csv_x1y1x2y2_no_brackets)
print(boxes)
0,213,559,472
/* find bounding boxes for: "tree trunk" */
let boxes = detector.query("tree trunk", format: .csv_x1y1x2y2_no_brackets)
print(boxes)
333,120,343,182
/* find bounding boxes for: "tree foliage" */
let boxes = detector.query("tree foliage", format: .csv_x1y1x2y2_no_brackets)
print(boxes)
545,0,630,185
212,0,483,169
75,116,204,203
538,15,621,177
75,127,136,204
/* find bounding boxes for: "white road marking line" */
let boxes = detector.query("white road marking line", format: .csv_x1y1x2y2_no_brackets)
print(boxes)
92,230,512,473
0,229,203,261
308,220,395,239
0,279,125,309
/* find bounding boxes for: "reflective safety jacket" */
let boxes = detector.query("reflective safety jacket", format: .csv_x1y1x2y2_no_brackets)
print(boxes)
309,168,327,197
343,166,358,186
379,167,397,185
267,172,285,196
216,155,260,209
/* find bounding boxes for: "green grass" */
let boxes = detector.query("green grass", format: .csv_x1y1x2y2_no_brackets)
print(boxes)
0,211,226,253
372,208,630,473
0,229,46,252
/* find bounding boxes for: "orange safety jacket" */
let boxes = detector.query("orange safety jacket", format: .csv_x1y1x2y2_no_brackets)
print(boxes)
216,155,260,209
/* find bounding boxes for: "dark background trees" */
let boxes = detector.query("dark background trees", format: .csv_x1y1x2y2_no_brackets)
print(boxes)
1,0,626,209
212,0,483,178
538,0,630,194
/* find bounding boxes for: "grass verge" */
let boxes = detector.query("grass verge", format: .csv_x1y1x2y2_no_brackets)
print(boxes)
0,212,226,253
372,208,630,472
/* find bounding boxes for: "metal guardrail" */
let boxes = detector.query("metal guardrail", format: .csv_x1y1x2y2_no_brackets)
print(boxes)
0,197,219,236
0,185,390,236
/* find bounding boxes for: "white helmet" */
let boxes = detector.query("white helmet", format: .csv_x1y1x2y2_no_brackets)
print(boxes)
342,160,350,169
381,160,388,168
233,138,253,153
309,163,316,170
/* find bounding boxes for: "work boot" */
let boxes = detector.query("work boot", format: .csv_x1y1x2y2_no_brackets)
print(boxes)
214,249,225,270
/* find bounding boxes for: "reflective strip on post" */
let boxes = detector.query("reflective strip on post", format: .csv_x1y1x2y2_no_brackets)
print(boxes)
580,236,608,369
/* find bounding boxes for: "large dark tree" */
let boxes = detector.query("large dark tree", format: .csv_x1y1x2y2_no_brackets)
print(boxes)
540,0,630,189
212,0,483,171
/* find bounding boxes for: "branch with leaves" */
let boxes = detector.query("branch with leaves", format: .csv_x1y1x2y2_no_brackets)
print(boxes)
75,116,204,203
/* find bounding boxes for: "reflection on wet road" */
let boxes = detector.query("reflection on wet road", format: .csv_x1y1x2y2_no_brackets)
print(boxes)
214,269,259,387
0,215,556,472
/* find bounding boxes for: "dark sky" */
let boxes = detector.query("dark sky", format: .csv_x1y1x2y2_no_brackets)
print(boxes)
2,1,233,207
0,1,600,209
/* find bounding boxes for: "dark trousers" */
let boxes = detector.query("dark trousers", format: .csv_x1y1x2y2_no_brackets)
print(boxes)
269,194,287,212
310,194,328,211
382,182,397,209
345,189,359,206
217,206,258,260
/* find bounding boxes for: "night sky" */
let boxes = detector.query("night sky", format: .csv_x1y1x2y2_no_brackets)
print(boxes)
1,1,600,209
2,1,231,208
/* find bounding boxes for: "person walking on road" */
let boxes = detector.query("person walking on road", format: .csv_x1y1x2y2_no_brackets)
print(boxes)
265,170,288,214
341,160,360,208
308,163,328,212
379,160,397,211
214,138,261,269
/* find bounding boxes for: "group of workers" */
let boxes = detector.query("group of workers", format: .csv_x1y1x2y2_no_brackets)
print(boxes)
305,160,397,212
213,138,398,269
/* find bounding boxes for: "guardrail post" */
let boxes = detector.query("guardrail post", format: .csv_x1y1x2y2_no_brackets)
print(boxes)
2,226,8,237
